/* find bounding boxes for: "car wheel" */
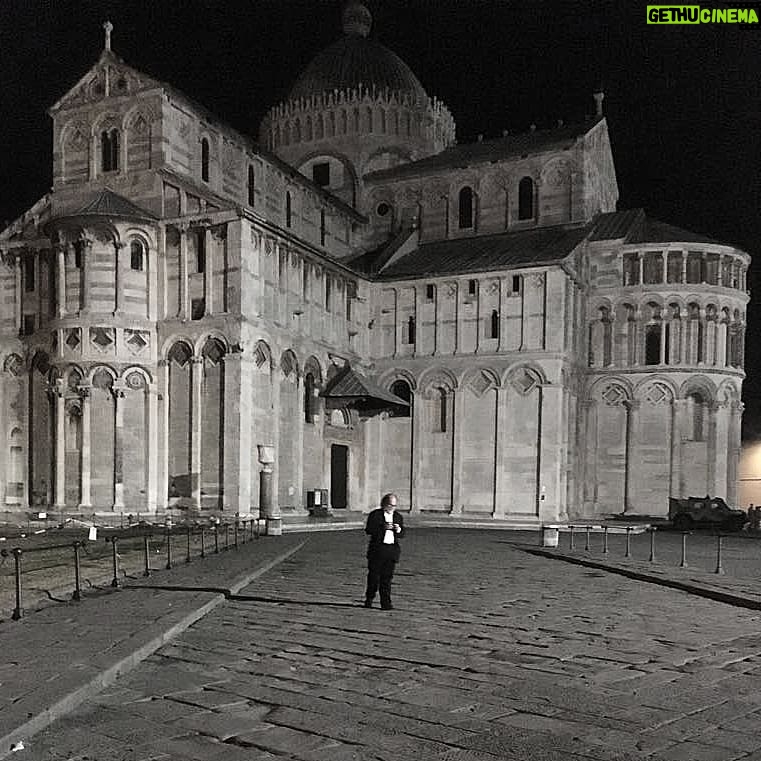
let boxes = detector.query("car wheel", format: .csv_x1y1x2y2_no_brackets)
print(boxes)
673,514,693,532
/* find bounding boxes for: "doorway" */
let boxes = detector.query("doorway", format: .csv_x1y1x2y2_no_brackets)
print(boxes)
330,444,348,509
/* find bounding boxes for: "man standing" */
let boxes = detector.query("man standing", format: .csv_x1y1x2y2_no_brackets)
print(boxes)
364,493,404,610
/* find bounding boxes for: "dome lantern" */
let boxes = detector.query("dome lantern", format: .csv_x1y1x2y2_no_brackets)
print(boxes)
343,2,372,37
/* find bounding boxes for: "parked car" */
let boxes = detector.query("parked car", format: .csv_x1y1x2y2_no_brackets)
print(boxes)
668,496,746,531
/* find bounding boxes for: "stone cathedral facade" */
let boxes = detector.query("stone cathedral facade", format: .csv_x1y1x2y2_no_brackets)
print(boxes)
0,5,749,523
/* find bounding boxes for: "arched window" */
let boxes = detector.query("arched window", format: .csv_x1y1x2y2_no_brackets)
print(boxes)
286,191,292,227
436,388,447,432
304,372,316,423
201,138,210,182
490,309,500,339
390,379,411,418
458,187,474,229
406,316,416,345
195,230,206,273
130,240,144,272
518,176,534,220
247,165,255,206
101,128,119,172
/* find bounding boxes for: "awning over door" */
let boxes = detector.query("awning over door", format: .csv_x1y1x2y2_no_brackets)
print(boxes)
320,366,409,417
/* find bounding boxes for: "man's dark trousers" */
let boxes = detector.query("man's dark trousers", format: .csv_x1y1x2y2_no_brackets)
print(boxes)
366,545,397,608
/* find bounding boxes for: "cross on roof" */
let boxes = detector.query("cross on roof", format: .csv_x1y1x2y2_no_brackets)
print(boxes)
103,20,113,51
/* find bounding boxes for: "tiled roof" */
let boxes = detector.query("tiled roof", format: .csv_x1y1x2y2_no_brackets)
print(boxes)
322,366,409,406
74,189,157,220
375,224,589,280
364,118,601,182
590,209,726,246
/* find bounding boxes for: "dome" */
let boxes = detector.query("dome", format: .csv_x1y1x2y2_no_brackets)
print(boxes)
287,3,428,104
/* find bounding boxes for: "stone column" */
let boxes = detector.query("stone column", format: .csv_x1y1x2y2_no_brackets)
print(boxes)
56,244,67,318
450,388,464,514
157,360,170,511
78,386,92,510
204,228,214,316
624,400,641,513
727,402,743,506
80,237,92,312
492,386,509,516
681,253,687,284
637,254,644,285
54,383,66,510
707,402,719,494
223,352,253,514
581,400,596,508
111,383,125,510
410,389,423,512
179,226,189,320
190,356,203,511
114,242,124,314
270,370,281,516
670,400,684,498
538,384,565,522
14,257,22,332
146,383,159,513
156,227,166,321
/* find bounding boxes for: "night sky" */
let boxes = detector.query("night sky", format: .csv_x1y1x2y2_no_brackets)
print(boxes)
2,1,760,432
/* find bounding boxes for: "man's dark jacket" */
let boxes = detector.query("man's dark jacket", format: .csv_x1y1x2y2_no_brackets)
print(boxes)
365,508,405,560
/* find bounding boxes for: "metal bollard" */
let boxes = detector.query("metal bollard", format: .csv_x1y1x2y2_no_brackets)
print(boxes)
234,520,239,549
166,526,173,569
680,531,688,568
649,527,656,562
602,526,609,554
569,525,575,551
225,523,230,551
255,517,260,539
109,536,120,588
214,525,220,554
200,526,206,559
143,534,151,577
584,525,591,552
186,525,192,564
11,548,23,620
625,527,632,558
73,541,82,601
715,534,724,574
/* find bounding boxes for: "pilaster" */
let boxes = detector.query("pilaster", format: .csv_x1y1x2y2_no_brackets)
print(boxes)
77,385,92,510
624,400,641,513
190,356,203,510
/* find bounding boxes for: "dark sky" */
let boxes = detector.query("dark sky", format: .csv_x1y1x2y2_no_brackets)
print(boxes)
2,1,760,432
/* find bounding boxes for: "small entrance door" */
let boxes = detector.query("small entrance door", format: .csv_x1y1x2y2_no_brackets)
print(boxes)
330,444,348,509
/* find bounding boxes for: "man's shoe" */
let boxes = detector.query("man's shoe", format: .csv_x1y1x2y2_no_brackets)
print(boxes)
363,599,373,608
381,603,393,610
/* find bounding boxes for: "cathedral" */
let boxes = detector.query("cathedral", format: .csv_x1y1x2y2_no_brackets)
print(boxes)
0,4,749,525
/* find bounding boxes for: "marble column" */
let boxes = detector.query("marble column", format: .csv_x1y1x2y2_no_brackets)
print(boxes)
114,242,124,314
204,228,214,316
707,402,719,495
157,361,170,511
80,237,92,312
56,244,67,318
223,352,253,514
670,400,684,498
77,386,92,510
146,383,159,513
112,384,125,510
54,384,66,510
179,226,189,320
450,388,464,514
727,402,743,506
410,389,422,512
492,386,509,517
624,400,641,513
14,257,22,332
190,357,203,511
